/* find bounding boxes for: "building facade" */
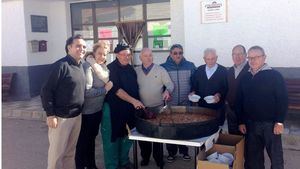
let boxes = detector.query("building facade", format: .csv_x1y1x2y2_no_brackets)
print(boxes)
2,0,300,100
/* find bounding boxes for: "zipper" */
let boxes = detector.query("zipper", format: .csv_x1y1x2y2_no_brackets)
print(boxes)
176,65,180,105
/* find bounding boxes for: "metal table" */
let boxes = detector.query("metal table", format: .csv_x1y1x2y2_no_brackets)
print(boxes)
128,128,220,169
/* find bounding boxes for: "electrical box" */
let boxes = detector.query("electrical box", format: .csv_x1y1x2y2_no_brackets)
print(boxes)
39,40,47,52
29,40,39,53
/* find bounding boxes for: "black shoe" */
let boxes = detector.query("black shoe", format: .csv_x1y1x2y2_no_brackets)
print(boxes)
140,159,149,166
167,155,176,163
155,160,165,167
181,154,191,161
120,162,134,169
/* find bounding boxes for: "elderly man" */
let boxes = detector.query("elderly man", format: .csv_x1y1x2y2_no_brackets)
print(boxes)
226,45,250,135
161,44,196,162
135,48,174,167
191,48,228,125
101,43,145,169
41,34,86,169
236,46,288,169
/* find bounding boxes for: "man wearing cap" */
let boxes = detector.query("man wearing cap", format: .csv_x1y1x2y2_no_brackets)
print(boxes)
191,48,228,125
226,45,249,135
161,44,196,162
236,46,288,169
101,43,144,169
135,48,174,167
41,34,86,169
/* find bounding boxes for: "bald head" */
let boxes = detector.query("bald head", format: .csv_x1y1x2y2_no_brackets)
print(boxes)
139,48,153,67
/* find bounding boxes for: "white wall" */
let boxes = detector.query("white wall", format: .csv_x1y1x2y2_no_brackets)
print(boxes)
170,0,185,46
2,0,28,66
172,0,300,67
24,0,68,66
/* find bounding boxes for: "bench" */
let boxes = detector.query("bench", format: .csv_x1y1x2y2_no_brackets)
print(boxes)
2,72,15,100
285,79,300,110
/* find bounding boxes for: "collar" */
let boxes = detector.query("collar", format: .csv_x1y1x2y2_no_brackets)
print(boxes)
67,55,82,66
205,63,218,71
249,63,272,75
234,60,247,69
142,63,154,75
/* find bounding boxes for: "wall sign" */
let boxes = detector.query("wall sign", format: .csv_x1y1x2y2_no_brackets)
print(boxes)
201,0,228,24
31,15,48,32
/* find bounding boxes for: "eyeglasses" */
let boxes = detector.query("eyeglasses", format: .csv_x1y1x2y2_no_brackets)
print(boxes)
247,55,264,61
172,51,183,55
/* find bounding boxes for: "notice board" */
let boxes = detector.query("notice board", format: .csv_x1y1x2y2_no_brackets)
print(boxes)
31,15,48,32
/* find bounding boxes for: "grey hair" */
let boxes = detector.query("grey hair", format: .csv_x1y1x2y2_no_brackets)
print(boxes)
204,48,217,57
140,48,152,56
248,45,265,56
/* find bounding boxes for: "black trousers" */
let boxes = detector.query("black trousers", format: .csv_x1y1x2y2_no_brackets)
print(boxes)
217,105,226,126
138,141,163,164
245,121,284,169
166,144,188,156
226,105,242,135
75,110,102,169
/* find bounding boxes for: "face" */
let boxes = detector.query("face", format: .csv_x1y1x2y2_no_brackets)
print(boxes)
140,49,153,67
247,49,266,72
94,47,107,64
68,39,86,61
232,47,246,66
204,52,218,68
170,48,183,64
117,49,131,65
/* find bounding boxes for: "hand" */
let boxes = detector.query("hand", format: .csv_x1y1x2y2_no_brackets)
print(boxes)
104,81,113,93
86,55,96,65
47,116,58,128
132,99,145,109
162,90,171,101
274,123,284,135
214,93,221,103
239,124,247,134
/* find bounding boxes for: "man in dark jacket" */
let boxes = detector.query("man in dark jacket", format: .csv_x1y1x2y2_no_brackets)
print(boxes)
226,45,249,134
191,48,228,125
41,34,86,169
236,46,288,169
161,44,196,163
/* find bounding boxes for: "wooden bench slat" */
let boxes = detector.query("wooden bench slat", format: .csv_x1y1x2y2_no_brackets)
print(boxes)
285,78,300,110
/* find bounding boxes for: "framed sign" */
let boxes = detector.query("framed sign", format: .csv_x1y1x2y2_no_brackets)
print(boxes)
201,0,228,24
31,15,48,32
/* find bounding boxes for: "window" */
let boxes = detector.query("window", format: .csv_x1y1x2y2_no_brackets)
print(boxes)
95,1,118,23
70,0,170,54
146,1,170,20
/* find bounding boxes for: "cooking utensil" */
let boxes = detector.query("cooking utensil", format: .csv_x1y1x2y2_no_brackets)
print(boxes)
159,100,171,114
135,106,219,139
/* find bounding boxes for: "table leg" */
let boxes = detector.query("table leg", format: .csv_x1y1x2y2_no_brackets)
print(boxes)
133,140,138,169
159,143,164,169
194,147,198,169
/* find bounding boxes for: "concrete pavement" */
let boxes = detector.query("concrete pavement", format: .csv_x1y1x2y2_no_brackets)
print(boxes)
3,118,300,169
2,96,300,169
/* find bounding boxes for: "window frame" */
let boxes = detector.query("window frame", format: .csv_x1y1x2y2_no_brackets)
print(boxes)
70,0,171,53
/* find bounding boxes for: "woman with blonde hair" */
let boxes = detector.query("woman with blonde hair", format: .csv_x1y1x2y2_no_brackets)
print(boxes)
75,41,113,169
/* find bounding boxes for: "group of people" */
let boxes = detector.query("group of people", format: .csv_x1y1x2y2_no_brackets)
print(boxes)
41,34,288,169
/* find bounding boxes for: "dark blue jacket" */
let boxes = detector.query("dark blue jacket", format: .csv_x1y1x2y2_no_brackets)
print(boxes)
161,56,196,106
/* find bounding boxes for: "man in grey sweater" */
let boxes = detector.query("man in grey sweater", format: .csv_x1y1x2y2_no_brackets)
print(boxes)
135,48,174,167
